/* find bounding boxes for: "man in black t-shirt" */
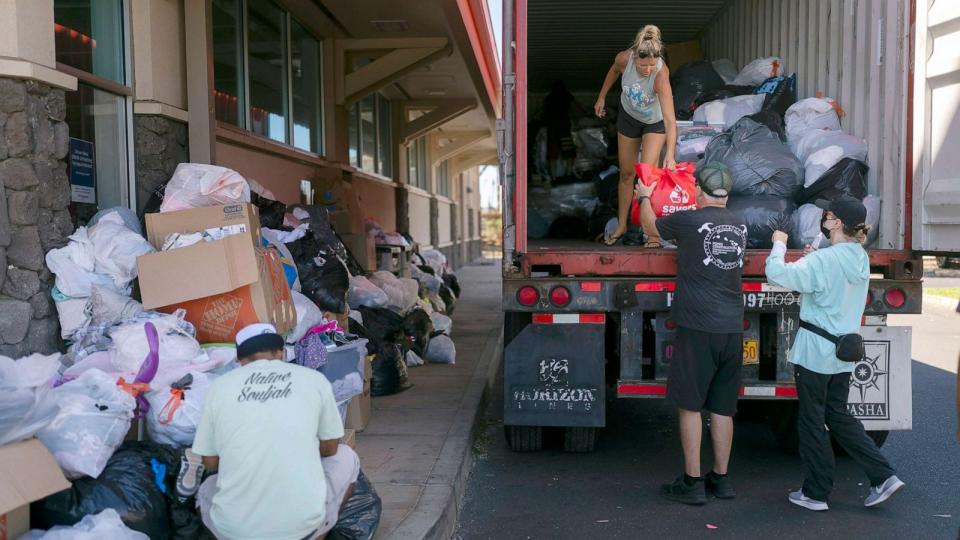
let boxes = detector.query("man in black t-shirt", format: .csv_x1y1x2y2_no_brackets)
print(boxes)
635,162,747,506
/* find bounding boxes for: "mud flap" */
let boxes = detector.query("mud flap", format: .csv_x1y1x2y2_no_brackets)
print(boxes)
504,320,605,427
850,326,912,430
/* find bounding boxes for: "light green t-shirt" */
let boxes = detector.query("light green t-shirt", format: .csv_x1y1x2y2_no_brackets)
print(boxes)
193,359,344,540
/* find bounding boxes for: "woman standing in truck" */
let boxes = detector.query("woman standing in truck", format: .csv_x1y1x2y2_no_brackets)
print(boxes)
595,25,678,246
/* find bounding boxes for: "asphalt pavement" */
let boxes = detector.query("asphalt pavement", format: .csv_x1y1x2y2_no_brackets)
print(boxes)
456,302,960,540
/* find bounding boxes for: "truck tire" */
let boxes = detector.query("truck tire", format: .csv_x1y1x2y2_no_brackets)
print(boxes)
765,402,799,454
505,425,542,452
563,427,596,453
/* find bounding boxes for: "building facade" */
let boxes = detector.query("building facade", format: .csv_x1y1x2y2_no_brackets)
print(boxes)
0,0,500,356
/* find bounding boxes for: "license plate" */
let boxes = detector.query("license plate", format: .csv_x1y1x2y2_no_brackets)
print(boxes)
743,339,759,365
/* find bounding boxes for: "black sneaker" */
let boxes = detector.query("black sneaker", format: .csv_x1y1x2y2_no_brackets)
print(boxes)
660,475,707,506
706,471,736,499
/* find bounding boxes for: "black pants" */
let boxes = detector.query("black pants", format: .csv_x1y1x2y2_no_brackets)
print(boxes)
795,365,896,501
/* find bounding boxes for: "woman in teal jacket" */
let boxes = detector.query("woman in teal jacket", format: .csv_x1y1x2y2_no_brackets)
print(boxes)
765,196,904,512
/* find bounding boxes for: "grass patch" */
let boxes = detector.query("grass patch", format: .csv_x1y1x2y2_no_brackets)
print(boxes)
926,287,960,299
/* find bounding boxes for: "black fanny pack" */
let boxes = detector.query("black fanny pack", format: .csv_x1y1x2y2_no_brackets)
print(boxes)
799,320,865,363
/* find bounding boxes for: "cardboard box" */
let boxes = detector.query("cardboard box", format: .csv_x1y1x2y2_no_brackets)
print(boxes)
345,355,373,431
342,233,376,272
314,176,347,206
144,203,261,250
341,429,356,449
0,439,71,540
153,247,296,343
138,203,294,343
666,39,704,71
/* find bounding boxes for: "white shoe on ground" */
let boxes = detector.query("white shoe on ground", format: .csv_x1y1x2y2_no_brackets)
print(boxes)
864,475,905,507
788,490,829,511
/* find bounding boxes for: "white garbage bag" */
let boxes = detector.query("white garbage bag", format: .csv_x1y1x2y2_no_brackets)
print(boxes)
109,312,201,374
430,313,453,335
368,272,417,313
410,265,443,293
0,353,62,446
789,203,824,249
37,369,135,479
145,371,214,447
712,58,739,84
20,509,149,540
45,228,120,298
864,195,881,246
347,275,388,308
53,289,89,340
160,163,250,212
289,290,325,344
405,350,424,367
87,210,155,290
732,56,782,86
424,335,456,365
791,129,868,187
692,94,764,126
85,286,144,327
785,97,842,142
419,249,448,275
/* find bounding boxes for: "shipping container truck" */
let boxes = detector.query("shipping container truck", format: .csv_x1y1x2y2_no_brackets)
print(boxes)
497,0,960,452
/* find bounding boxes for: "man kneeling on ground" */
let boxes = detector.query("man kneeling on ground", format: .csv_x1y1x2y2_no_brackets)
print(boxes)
189,323,359,540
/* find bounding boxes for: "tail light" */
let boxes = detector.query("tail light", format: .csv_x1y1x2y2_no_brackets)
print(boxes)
883,288,906,309
865,291,873,306
743,319,751,331
665,318,677,330
549,286,571,307
517,286,539,306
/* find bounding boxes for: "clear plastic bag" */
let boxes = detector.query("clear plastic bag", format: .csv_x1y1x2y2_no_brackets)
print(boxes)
732,56,782,86
289,290,325,344
691,94,764,126
424,335,456,365
160,163,250,212
38,369,136,479
109,312,200,374
430,313,453,335
85,286,144,327
419,249,448,275
712,59,739,84
0,354,62,446
785,97,842,142
21,509,150,540
87,210,155,291
348,275,389,309
791,129,868,187
145,372,213,447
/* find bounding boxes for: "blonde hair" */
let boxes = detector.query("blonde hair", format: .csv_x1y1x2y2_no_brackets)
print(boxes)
844,223,872,245
632,25,663,58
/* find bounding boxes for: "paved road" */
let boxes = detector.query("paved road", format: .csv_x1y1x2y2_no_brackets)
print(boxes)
457,303,960,540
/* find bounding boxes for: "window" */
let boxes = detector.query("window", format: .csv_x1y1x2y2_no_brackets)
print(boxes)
436,161,450,197
406,137,427,189
348,94,392,176
55,0,131,223
212,0,324,153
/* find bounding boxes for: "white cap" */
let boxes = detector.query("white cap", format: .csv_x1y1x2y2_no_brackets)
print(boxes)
235,323,279,348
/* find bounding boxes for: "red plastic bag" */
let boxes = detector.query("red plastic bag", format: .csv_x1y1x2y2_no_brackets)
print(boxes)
630,162,698,223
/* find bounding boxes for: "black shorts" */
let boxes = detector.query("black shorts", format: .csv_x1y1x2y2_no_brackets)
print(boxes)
617,111,665,139
666,327,743,416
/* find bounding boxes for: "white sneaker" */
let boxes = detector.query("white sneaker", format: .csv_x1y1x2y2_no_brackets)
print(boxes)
864,475,904,507
788,490,829,511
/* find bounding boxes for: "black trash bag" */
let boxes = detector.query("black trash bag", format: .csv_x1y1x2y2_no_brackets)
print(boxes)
402,309,433,357
727,195,797,249
744,110,786,141
593,166,621,207
370,343,412,397
417,264,436,276
357,307,405,351
548,215,591,239
327,471,382,540
438,284,456,315
691,85,754,109
140,181,168,218
441,272,461,298
794,158,868,206
348,320,377,355
32,441,183,539
300,257,350,315
704,117,804,198
671,61,726,120
251,192,287,229
757,73,797,118
587,203,617,239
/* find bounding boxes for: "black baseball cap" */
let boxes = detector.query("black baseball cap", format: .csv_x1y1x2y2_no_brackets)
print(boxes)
695,162,733,197
815,195,867,228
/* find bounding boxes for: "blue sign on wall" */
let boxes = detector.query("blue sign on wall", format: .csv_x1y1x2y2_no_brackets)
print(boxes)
69,137,96,204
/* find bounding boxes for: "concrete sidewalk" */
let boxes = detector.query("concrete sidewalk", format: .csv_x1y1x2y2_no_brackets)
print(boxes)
356,262,503,540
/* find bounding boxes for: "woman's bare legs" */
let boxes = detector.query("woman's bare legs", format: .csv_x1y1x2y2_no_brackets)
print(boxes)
639,132,666,246
606,132,643,244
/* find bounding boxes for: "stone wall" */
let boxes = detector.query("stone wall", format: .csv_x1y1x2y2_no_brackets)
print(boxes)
0,78,72,357
134,115,188,214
